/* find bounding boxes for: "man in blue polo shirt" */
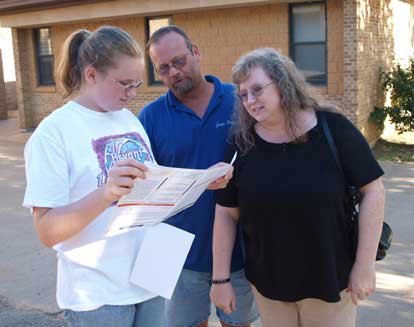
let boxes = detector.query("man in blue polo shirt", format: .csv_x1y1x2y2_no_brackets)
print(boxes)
139,26,258,327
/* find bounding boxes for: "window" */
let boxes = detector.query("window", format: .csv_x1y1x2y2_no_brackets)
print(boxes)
290,3,326,85
146,16,171,85
34,27,54,86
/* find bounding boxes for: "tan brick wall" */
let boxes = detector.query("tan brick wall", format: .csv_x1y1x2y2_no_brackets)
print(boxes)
174,4,289,80
5,82,17,113
15,3,347,129
327,0,344,98
31,93,64,127
312,0,344,114
13,28,34,129
0,49,7,120
343,0,359,126
354,0,397,144
342,0,394,144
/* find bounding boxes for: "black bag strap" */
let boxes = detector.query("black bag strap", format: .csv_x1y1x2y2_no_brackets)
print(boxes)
318,111,345,177
319,111,360,219
319,113,392,261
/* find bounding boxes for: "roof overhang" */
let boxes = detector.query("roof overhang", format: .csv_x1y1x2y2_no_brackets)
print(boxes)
0,0,110,15
0,0,305,28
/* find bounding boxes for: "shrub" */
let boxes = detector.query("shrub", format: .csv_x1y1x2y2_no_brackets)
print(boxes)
371,58,414,133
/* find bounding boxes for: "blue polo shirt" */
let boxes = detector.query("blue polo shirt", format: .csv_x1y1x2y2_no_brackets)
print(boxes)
139,75,244,272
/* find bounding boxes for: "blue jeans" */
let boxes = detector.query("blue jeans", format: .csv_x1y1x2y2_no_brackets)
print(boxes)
166,269,259,327
63,296,166,327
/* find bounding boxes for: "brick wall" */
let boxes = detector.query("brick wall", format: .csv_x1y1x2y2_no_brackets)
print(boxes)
5,81,17,115
312,0,344,114
14,3,347,130
0,49,7,120
13,28,34,129
341,0,399,144
357,0,395,143
343,0,359,127
174,5,289,80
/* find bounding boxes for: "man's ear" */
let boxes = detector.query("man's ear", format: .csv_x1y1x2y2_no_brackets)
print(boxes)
192,43,202,62
148,47,158,68
84,66,97,85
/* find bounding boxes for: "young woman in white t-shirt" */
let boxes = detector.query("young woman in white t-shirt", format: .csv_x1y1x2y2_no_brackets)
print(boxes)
24,26,165,327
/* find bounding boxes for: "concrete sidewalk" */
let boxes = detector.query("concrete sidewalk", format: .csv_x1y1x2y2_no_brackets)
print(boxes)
0,118,413,326
0,119,32,144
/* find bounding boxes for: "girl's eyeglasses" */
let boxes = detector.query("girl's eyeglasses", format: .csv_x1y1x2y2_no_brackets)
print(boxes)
112,79,144,93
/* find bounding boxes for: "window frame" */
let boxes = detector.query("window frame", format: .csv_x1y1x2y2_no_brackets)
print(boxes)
33,27,55,86
289,1,327,86
145,16,172,86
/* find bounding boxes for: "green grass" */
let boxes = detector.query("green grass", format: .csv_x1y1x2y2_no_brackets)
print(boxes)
373,139,414,162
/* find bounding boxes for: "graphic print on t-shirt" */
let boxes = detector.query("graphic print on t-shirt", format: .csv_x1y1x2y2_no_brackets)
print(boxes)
92,132,154,187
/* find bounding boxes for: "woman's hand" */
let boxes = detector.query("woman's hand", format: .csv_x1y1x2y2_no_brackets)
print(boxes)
347,178,384,305
347,261,376,305
207,163,234,190
210,283,237,315
103,159,148,203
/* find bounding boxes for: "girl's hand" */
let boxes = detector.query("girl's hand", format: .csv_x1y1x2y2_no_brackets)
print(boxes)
103,159,148,202
347,261,376,305
210,283,237,315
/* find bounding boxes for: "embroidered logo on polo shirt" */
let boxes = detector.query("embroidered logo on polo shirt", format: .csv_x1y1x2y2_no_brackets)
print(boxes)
216,120,232,128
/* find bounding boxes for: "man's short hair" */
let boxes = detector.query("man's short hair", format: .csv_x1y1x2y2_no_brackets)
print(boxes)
146,25,193,53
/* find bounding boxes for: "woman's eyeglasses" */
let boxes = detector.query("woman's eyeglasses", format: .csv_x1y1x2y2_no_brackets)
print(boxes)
238,82,274,102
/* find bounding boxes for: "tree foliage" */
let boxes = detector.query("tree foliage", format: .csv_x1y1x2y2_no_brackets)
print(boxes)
371,58,414,133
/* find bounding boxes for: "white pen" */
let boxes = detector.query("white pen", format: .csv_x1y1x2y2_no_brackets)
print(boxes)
229,151,238,165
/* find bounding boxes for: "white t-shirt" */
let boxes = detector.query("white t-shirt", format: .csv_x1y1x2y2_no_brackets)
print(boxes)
23,101,157,311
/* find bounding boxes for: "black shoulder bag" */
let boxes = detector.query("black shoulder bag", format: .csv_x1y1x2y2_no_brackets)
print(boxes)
319,111,392,261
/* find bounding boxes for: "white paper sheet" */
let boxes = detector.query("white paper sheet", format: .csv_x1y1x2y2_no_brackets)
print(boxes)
107,162,231,235
129,223,195,299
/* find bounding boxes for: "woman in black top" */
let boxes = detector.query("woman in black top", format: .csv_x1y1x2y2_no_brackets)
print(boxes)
210,48,385,327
